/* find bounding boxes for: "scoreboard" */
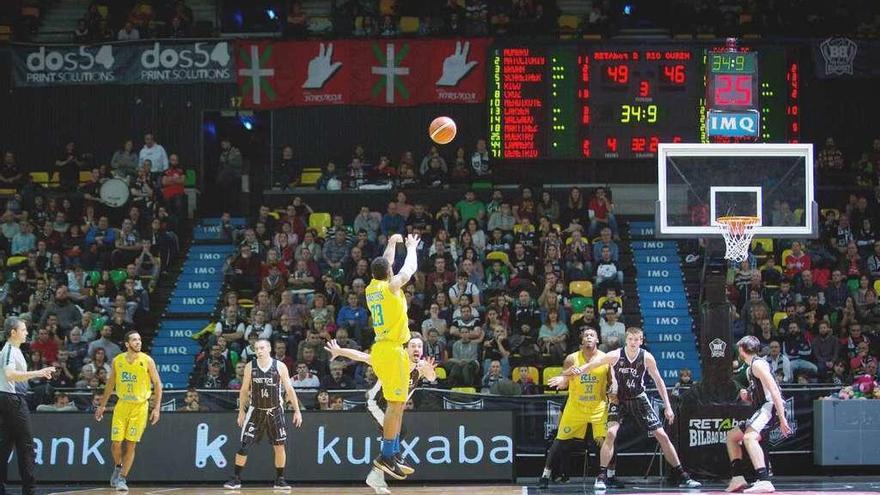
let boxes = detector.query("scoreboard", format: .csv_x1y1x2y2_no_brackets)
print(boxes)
488,43,800,160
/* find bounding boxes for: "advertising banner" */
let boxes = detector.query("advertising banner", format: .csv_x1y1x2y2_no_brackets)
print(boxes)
12,40,234,87
8,411,514,482
234,38,488,108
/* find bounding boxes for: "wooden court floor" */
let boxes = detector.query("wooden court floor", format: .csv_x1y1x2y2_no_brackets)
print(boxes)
43,487,524,495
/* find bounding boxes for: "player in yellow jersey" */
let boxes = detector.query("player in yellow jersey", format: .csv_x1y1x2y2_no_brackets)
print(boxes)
365,233,419,480
540,327,615,489
95,331,162,492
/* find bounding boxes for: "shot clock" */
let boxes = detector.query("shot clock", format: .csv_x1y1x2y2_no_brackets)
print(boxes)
705,48,761,139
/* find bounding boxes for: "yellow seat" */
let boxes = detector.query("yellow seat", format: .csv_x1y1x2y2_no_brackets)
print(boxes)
512,366,539,384
434,367,447,380
239,298,255,309
874,280,880,296
78,170,92,183
0,189,16,196
379,0,396,15
486,251,509,265
772,311,787,330
0,25,10,42
569,280,593,298
751,238,773,254
97,5,109,18
399,16,419,33
542,366,563,386
309,212,332,238
452,387,477,394
793,208,804,224
780,249,793,265
6,255,27,267
300,168,322,186
30,172,49,184
558,14,580,31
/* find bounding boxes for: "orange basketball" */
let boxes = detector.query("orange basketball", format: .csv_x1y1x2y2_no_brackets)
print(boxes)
429,116,457,145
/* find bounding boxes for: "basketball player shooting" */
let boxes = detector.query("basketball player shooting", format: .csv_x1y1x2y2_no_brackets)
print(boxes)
325,335,437,494
566,327,701,490
365,233,419,480
725,335,791,493
224,339,303,491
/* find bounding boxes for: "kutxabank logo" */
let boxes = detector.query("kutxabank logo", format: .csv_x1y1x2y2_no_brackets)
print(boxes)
238,45,276,105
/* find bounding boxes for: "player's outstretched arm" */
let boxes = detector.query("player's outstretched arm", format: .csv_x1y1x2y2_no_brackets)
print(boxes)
325,339,372,364
237,362,252,428
390,234,419,292
645,352,674,424
752,359,792,436
564,350,616,376
383,234,403,266
147,356,163,425
548,354,576,389
278,362,303,427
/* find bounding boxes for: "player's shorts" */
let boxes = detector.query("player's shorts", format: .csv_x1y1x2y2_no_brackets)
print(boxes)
371,341,410,403
241,405,288,447
741,402,776,435
111,400,149,442
607,393,662,433
556,403,608,441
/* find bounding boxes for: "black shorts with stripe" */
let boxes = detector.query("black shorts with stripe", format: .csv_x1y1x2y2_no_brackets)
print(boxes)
241,406,288,447
607,393,662,433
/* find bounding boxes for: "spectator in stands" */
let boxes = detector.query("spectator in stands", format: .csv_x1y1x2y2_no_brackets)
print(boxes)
336,293,369,342
830,360,850,386
291,362,320,389
229,244,261,293
200,360,228,389
117,21,140,40
73,19,91,42
56,142,85,192
0,151,24,189
599,309,625,351
456,190,486,226
782,322,817,377
139,133,168,177
595,246,622,294
672,368,693,397
817,137,845,174
40,286,83,336
244,310,273,340
89,325,122,360
422,157,448,188
588,187,618,238
11,221,35,255
322,361,355,390
768,341,793,381
849,341,875,376
37,391,79,412
481,359,506,392
162,154,187,231
380,202,405,237
273,340,295,372
298,345,329,381
812,321,839,379
538,308,568,364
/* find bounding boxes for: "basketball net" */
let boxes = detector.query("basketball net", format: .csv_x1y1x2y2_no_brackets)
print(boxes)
716,216,760,263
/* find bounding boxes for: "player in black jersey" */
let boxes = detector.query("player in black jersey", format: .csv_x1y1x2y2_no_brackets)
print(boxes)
224,339,303,491
325,335,437,494
725,336,791,494
567,327,701,490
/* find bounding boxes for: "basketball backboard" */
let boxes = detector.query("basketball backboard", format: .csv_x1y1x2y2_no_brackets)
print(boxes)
656,143,816,239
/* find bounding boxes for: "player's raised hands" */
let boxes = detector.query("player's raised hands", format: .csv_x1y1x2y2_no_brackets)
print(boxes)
387,234,404,245
418,356,438,381
405,234,420,249
324,339,342,359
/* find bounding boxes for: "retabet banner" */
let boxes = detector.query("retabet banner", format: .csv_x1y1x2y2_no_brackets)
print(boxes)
235,38,488,108
7,411,514,482
12,40,234,87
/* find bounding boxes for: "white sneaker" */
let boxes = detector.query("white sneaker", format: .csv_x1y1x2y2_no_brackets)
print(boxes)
366,468,391,495
115,478,129,492
726,476,748,492
110,466,121,487
744,480,775,493
594,478,607,491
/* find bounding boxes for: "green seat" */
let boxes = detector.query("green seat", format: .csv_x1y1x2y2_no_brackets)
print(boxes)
110,269,128,287
89,271,101,287
847,278,860,295
570,296,593,314
185,169,196,187
471,180,492,190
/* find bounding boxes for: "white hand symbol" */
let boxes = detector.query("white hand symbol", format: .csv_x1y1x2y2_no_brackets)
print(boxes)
436,41,478,86
302,43,343,89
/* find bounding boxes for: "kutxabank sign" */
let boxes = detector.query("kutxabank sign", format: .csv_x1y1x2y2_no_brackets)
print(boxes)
12,40,234,87
8,411,514,482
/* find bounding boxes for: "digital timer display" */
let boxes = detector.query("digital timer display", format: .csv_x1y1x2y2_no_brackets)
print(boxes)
488,43,800,160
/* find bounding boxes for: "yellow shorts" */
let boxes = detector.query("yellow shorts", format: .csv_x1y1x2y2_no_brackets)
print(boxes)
556,403,608,441
112,401,149,442
371,341,410,403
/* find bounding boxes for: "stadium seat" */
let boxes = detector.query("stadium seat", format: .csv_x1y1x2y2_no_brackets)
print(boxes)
793,208,804,224
821,208,840,220
300,168,322,186
185,169,196,187
5,256,27,267
542,366,563,389
30,172,49,184
751,238,773,254
847,278,860,295
486,251,510,265
558,14,580,35
0,189,16,196
452,387,477,394
780,249,793,265
110,269,128,287
434,367,447,380
78,170,91,183
874,280,880,296
569,280,593,298
239,298,255,309
512,366,539,384
309,212,332,237
0,25,11,42
772,311,787,330
570,296,592,314
399,16,419,34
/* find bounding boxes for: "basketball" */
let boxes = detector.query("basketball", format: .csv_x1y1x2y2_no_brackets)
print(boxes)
428,116,457,145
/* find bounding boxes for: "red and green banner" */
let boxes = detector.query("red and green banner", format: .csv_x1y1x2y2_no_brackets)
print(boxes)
235,38,488,108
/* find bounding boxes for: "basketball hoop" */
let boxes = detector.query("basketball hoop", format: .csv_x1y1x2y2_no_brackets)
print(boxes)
716,216,760,263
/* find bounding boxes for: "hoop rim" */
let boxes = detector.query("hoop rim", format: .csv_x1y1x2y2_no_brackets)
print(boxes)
716,215,761,227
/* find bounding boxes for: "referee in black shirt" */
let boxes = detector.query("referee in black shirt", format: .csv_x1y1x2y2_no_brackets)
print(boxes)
0,317,55,495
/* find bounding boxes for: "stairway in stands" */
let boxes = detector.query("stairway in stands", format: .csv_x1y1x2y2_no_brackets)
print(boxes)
151,218,240,388
628,221,701,385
